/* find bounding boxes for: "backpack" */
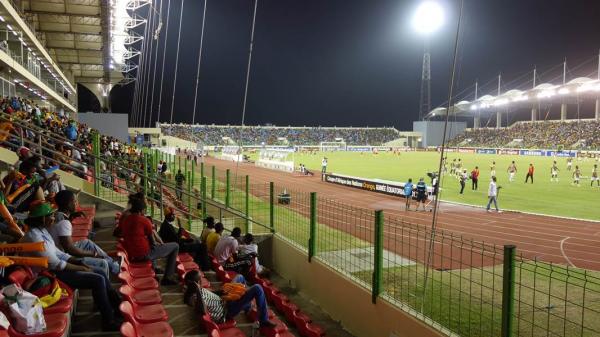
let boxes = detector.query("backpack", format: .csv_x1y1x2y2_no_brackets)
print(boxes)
25,272,66,308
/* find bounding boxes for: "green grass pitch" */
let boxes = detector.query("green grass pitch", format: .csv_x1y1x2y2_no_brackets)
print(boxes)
280,151,599,221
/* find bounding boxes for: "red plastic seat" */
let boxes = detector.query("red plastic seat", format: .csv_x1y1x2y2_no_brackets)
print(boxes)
121,261,155,279
71,229,89,238
120,301,168,324
201,314,245,337
8,313,67,337
119,285,162,306
293,311,312,329
258,317,288,337
43,296,73,314
118,272,159,290
119,319,173,337
7,268,34,286
272,293,290,312
298,323,326,337
281,302,299,323
177,253,194,262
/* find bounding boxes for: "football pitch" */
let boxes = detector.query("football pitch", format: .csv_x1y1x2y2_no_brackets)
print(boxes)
280,151,599,221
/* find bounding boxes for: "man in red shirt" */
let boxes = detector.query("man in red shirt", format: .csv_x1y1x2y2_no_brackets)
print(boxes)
471,166,480,190
120,192,179,285
525,163,534,184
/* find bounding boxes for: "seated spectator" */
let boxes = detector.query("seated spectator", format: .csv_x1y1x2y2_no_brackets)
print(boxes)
200,216,215,243
214,227,253,275
22,201,122,331
206,222,224,254
183,270,276,328
158,207,210,270
5,157,48,212
239,233,268,276
0,182,23,241
50,190,120,275
119,192,179,285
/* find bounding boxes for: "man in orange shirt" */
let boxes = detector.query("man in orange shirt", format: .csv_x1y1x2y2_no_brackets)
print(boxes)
471,166,480,190
525,163,534,184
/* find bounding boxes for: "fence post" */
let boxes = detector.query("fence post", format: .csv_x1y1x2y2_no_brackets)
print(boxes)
372,209,384,304
245,175,250,233
201,176,207,219
308,192,317,262
92,132,100,197
200,162,205,181
501,245,516,337
187,171,192,228
143,152,150,217
211,166,216,199
225,169,231,207
191,159,196,188
269,182,274,233
178,155,182,172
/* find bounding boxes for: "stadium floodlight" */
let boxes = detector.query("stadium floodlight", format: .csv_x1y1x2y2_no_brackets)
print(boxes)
493,98,509,106
558,87,570,95
470,104,477,110
412,1,445,35
537,90,555,99
513,95,528,102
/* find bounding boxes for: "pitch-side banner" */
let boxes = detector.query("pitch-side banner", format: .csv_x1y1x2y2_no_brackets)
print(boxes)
323,173,433,197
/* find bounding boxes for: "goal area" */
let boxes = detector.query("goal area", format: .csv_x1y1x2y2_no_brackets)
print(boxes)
320,141,347,152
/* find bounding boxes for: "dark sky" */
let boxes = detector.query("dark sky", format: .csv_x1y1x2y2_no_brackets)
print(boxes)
103,0,600,130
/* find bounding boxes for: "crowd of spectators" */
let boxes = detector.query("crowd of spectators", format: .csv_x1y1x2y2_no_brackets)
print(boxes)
449,120,600,150
160,123,401,146
0,96,279,333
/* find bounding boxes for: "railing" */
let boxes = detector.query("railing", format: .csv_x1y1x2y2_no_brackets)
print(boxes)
3,115,600,337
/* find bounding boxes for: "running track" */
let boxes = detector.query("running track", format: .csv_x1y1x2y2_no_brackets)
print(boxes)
205,157,600,271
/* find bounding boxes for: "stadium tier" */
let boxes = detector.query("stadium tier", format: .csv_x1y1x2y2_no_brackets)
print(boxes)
448,119,600,149
159,123,401,146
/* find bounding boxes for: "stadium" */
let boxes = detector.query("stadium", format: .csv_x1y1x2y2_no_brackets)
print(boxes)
0,1,597,337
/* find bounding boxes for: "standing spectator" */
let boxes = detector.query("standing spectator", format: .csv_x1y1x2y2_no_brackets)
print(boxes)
321,157,328,175
415,178,428,211
175,169,185,200
486,176,501,213
403,178,413,211
471,166,480,190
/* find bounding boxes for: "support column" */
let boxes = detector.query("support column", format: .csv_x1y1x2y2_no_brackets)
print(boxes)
496,112,502,128
531,108,537,121
560,103,567,121
473,116,480,129
596,99,600,121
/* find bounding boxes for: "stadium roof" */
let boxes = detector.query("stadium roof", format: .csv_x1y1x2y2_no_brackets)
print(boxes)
426,55,600,120
19,0,131,86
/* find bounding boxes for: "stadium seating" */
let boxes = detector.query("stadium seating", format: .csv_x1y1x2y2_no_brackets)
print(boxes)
449,120,600,149
161,123,401,146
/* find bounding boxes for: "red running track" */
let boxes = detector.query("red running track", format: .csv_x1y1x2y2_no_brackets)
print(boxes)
204,157,600,271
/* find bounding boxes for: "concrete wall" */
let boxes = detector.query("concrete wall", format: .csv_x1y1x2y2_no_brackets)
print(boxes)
269,236,445,337
79,113,129,142
413,121,466,147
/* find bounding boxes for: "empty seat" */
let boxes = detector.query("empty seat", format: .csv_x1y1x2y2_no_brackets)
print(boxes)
120,301,168,324
118,272,159,290
298,323,326,337
292,311,312,329
281,302,299,323
177,253,194,262
119,319,173,337
119,285,162,306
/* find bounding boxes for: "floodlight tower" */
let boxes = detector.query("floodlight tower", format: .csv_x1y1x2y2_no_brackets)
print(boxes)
412,1,444,121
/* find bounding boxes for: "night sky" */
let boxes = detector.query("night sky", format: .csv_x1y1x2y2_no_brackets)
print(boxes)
97,0,600,130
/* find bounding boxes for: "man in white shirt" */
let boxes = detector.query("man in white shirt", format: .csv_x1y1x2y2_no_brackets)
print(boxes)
321,157,328,174
486,176,501,213
213,227,252,274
